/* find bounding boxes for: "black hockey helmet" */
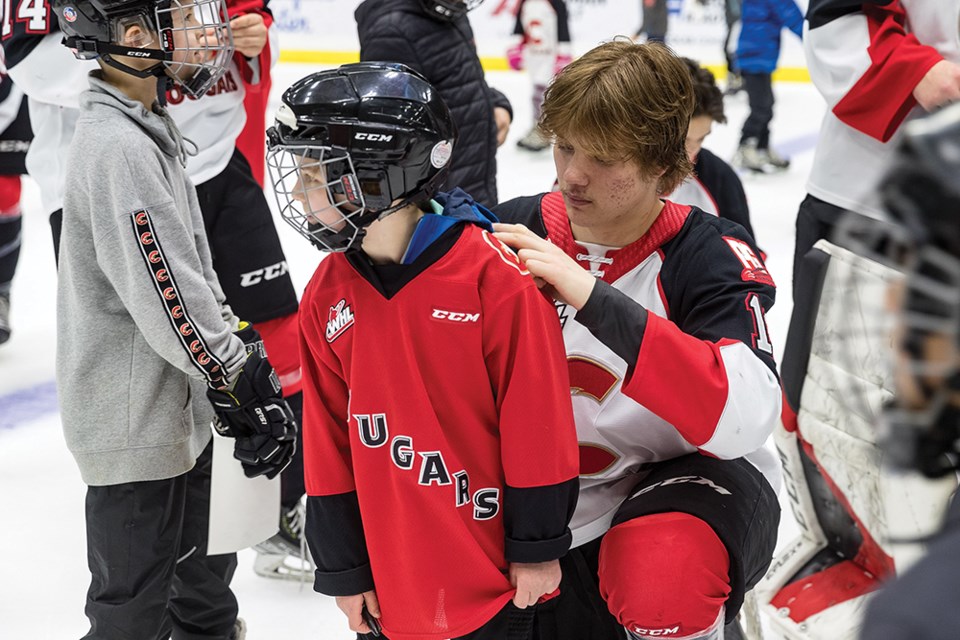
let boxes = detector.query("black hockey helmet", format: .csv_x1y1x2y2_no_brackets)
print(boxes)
837,103,960,477
53,0,233,97
877,104,960,477
266,62,457,253
419,0,484,22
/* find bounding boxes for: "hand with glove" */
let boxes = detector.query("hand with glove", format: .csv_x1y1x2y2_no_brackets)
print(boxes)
206,323,298,479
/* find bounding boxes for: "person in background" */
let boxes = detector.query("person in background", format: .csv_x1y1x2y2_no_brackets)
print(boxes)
670,57,757,244
355,0,512,208
732,0,802,173
633,0,668,43
506,0,572,152
0,69,31,345
792,0,960,297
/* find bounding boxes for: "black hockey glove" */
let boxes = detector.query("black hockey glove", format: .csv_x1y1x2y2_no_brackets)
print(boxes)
206,323,298,479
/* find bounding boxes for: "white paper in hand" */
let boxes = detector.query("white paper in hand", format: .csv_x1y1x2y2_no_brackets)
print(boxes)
208,430,280,555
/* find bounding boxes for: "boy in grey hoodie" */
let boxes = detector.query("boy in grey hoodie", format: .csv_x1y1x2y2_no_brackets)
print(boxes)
51,0,297,636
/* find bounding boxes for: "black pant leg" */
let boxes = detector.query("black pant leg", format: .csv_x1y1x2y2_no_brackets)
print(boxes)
168,441,239,640
194,148,298,324
792,194,847,299
741,73,774,147
83,471,188,639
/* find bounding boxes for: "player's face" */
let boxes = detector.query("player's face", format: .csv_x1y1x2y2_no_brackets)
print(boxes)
291,159,348,231
166,1,212,75
685,115,713,164
553,136,664,246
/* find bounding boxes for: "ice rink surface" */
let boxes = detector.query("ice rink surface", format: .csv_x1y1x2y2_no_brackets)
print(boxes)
0,64,825,638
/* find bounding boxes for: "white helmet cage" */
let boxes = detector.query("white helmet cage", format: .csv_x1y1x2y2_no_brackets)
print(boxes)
154,0,233,97
266,143,370,253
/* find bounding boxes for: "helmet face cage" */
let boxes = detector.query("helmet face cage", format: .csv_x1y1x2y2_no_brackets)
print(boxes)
267,143,371,253
832,122,960,477
153,0,233,97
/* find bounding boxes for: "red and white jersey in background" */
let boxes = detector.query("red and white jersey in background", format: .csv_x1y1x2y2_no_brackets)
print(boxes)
495,192,782,546
2,0,270,209
805,0,960,219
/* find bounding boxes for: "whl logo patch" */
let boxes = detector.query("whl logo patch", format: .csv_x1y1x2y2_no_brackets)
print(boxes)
326,299,355,343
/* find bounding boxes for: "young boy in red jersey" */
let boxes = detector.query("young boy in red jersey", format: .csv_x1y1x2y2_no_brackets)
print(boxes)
265,62,580,640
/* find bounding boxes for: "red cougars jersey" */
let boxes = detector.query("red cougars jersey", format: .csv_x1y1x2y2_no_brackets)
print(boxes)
494,193,783,546
299,223,579,640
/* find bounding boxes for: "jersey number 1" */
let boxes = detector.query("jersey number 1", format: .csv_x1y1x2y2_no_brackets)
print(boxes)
746,293,773,355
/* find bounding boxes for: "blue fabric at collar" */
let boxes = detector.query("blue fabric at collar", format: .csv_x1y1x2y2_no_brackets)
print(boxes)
401,188,499,265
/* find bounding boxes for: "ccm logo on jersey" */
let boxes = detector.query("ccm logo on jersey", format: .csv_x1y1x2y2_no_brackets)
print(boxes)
355,132,393,142
431,309,480,323
632,625,680,637
631,475,732,498
723,237,774,286
240,261,289,287
326,299,355,343
355,412,501,520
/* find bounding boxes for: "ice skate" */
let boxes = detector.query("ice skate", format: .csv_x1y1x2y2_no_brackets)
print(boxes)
516,127,551,152
252,500,313,581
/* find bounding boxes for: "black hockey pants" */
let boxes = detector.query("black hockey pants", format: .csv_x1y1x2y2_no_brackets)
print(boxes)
82,440,238,640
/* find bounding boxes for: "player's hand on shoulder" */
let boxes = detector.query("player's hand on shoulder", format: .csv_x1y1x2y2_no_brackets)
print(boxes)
493,222,596,309
227,13,268,58
335,590,382,634
205,323,297,479
509,559,562,609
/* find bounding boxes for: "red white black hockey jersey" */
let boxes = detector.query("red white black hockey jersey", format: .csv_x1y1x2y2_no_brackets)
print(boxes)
805,0,960,219
494,192,782,546
299,223,579,640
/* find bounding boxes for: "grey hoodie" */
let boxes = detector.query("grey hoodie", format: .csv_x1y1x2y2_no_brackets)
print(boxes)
58,73,247,486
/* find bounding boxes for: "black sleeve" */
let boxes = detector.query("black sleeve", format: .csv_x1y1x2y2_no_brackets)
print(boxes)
488,85,513,120
575,279,648,371
550,0,572,42
305,492,375,596
696,149,757,243
806,0,890,28
661,216,779,378
503,478,578,563
491,194,549,236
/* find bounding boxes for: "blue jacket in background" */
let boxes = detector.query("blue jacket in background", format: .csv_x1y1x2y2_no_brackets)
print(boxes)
736,0,803,74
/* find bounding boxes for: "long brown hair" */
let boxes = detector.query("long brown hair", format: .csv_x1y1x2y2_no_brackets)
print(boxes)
539,39,695,194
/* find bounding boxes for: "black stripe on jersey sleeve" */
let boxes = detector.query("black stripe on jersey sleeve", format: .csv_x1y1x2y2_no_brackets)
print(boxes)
491,194,549,239
129,210,228,388
807,0,892,29
306,493,375,596
575,280,649,372
503,477,578,563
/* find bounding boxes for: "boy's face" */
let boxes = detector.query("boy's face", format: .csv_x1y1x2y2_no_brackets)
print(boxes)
553,136,663,239
164,0,221,84
292,158,350,232
685,115,713,164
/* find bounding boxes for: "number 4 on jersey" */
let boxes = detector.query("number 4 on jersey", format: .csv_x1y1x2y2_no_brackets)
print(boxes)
2,0,50,39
